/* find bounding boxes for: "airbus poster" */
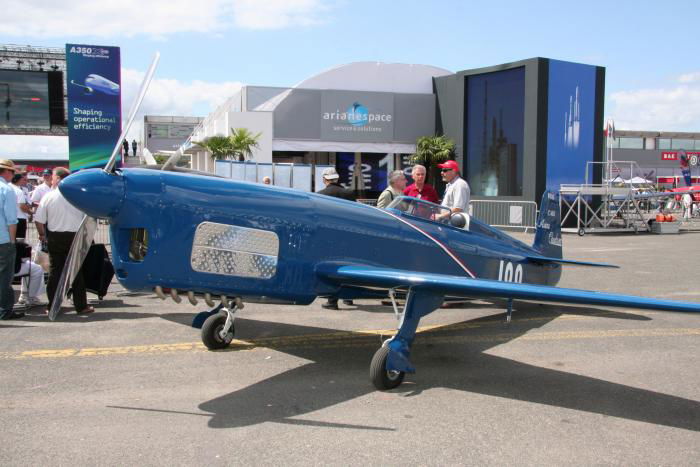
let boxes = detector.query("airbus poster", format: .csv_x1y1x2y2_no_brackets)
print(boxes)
66,44,121,170
546,59,597,190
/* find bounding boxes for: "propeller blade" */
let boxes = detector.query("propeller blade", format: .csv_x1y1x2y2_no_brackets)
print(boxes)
160,145,184,171
48,216,98,321
103,52,160,173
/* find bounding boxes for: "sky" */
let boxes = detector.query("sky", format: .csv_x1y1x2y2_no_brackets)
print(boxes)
1,0,699,159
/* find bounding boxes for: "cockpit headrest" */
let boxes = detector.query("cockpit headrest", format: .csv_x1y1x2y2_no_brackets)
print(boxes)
450,213,468,229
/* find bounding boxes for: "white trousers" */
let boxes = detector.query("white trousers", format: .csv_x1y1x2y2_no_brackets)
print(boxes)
15,260,46,299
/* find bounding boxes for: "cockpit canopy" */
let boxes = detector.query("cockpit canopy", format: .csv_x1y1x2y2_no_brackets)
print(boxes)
386,196,469,229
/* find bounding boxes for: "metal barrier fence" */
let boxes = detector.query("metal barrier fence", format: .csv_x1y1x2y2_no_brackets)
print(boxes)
23,220,111,247
469,200,538,232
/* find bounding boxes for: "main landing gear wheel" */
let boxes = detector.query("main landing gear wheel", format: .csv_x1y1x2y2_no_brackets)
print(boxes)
578,228,585,236
370,345,405,390
201,312,235,350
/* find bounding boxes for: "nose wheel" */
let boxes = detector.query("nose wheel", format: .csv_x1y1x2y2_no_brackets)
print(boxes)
201,298,242,350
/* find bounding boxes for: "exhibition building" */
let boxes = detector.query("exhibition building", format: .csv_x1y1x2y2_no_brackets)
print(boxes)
188,57,606,203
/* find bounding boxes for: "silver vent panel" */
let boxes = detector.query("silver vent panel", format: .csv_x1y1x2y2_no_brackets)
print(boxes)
191,222,278,279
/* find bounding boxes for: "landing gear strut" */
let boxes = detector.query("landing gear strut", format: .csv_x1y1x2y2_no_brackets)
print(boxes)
370,288,443,390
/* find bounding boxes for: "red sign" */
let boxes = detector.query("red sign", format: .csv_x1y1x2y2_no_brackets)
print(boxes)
661,151,678,160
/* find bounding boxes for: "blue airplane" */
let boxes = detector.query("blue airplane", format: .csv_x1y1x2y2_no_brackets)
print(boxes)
56,166,700,391
70,74,120,96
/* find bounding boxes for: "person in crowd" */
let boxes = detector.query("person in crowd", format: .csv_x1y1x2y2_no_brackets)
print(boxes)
34,167,94,315
682,192,693,220
131,139,138,157
31,169,53,207
436,160,470,223
377,170,407,208
262,176,272,185
403,165,439,204
317,167,355,200
11,173,32,239
15,241,46,308
317,167,355,309
122,139,129,158
0,159,20,320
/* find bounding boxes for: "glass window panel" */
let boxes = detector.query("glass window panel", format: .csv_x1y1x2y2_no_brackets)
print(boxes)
465,68,525,196
671,138,695,149
657,138,671,149
618,137,644,149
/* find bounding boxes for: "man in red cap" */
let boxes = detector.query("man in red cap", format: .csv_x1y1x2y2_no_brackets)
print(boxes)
437,159,470,222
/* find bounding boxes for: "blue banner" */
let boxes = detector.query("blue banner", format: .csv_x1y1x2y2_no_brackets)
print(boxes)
66,44,121,170
545,60,597,191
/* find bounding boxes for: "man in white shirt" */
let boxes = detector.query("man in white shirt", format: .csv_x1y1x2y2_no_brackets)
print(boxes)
34,167,93,315
30,169,53,207
437,160,471,224
11,173,32,239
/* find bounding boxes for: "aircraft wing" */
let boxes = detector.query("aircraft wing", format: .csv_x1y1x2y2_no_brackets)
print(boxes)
316,264,700,313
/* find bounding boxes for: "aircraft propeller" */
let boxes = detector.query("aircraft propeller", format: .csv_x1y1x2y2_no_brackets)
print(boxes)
48,52,160,320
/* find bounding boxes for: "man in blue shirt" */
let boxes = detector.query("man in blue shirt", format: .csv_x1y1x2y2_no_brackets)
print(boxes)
0,159,19,319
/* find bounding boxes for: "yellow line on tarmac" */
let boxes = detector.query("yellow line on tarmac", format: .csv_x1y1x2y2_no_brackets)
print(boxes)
0,327,698,361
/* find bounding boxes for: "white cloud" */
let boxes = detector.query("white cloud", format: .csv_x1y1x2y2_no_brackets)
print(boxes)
0,0,330,38
232,0,328,29
0,135,68,162
121,68,243,140
0,69,242,160
608,74,700,131
678,71,700,84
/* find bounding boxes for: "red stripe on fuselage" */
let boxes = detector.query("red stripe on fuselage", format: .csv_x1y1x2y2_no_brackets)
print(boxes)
377,208,476,278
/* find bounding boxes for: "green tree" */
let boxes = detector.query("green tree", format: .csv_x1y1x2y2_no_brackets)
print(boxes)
410,135,456,184
193,135,235,161
229,127,261,161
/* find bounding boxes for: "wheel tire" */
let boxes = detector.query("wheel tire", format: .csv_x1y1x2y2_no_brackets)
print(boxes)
578,228,585,236
201,313,235,350
370,345,405,391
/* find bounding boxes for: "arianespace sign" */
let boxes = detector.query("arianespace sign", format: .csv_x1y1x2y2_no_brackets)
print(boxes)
320,90,394,143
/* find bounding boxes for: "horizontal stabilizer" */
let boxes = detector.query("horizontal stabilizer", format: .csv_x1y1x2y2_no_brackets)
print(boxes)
525,255,619,268
316,264,700,313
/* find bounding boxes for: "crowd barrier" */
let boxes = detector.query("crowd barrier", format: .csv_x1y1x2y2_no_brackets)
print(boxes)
22,219,111,248
469,200,538,232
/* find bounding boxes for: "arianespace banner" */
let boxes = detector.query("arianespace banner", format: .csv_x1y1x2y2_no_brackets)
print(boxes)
66,44,121,170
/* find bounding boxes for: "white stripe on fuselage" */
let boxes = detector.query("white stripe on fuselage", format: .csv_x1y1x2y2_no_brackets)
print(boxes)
376,208,476,278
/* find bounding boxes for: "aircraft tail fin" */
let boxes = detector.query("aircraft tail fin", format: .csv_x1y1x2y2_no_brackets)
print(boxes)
532,190,562,259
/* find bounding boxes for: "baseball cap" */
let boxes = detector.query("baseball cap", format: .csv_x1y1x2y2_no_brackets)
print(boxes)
438,160,460,172
42,169,52,176
322,167,339,180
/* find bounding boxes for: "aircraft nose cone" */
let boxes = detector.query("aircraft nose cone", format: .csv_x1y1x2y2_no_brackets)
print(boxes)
59,169,125,219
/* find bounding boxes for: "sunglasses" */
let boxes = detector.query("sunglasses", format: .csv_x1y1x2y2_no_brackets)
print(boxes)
440,168,453,173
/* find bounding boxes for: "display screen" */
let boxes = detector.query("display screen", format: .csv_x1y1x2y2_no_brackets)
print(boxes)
0,70,50,129
465,67,525,196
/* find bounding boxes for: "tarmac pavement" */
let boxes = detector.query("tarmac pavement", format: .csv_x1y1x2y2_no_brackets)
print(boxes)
1,231,699,465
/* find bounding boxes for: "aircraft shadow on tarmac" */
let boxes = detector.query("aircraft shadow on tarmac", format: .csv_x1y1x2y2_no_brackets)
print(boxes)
111,302,700,432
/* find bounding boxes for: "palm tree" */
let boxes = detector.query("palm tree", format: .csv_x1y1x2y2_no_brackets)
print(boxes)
229,128,261,161
193,135,235,161
410,135,456,184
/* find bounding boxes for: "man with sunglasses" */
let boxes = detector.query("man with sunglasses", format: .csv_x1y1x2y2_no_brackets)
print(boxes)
436,160,470,223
